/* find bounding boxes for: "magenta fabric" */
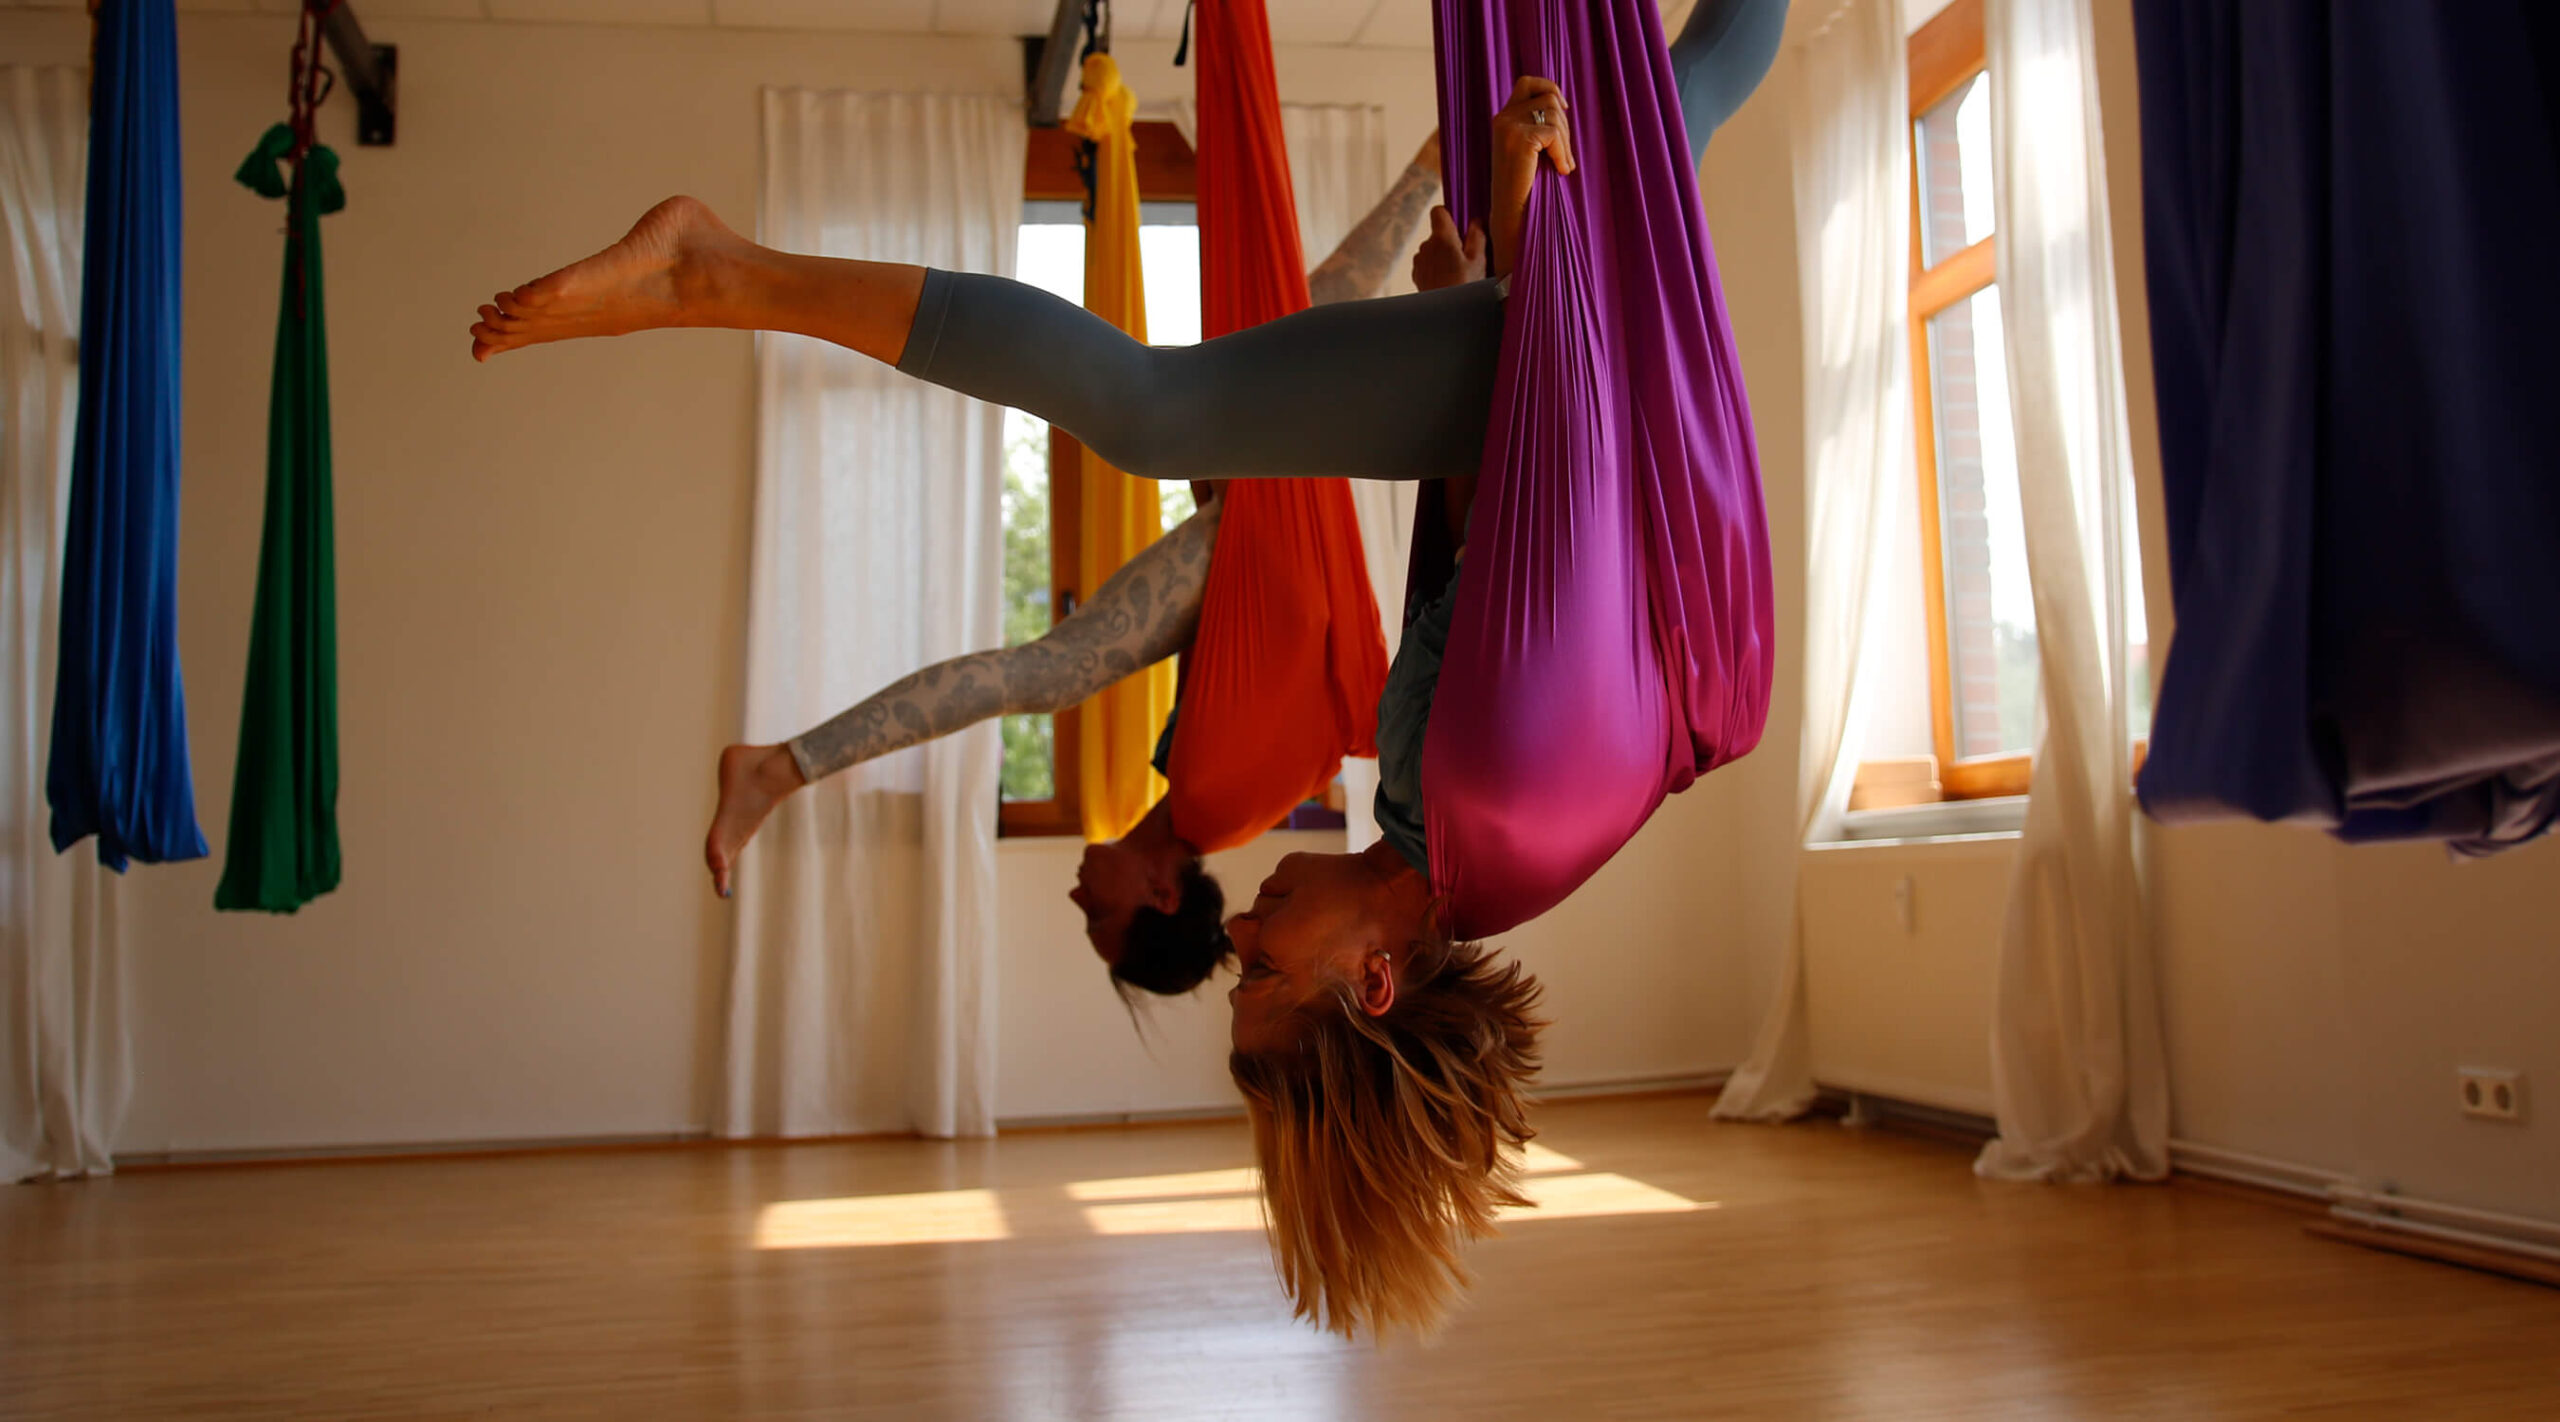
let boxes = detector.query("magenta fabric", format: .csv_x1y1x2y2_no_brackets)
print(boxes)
1418,0,1773,938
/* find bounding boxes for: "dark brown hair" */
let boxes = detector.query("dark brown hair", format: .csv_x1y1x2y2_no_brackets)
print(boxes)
1110,859,1232,999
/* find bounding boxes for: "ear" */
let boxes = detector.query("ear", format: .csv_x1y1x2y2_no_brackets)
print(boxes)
1145,864,1184,916
1356,948,1398,1017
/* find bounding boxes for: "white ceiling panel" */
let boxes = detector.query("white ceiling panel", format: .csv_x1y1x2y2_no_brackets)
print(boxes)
1266,0,1373,45
715,0,933,29
358,0,496,19
1353,0,1430,49
927,0,1058,36
484,0,710,26
1122,0,1179,42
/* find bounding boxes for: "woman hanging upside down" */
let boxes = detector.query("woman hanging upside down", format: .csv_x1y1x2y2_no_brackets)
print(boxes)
471,0,1785,1338
690,140,1445,1003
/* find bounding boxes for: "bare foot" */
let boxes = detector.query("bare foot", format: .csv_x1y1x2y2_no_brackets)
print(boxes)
470,195,750,361
706,743,806,898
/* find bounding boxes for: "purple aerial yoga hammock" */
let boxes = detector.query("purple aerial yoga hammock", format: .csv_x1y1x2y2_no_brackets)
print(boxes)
1417,0,1773,939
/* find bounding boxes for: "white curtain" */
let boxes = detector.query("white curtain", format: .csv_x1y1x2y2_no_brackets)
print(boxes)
721,90,1022,1141
1279,102,1409,852
1715,0,1910,1122
2,66,128,1181
1163,96,1412,850
1974,0,2165,1181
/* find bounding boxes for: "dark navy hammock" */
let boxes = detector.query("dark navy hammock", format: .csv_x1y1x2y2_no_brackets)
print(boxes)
2131,1,2560,853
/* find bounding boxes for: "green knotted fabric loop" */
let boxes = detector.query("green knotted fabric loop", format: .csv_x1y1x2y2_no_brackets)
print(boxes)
216,126,344,913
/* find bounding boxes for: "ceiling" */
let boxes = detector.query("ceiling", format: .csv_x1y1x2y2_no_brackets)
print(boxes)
8,0,1819,57
6,0,1441,48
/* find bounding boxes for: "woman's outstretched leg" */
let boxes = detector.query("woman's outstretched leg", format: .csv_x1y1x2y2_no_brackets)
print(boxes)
469,196,928,365
472,198,1503,483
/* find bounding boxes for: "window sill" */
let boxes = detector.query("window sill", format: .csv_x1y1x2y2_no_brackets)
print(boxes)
1824,795,2026,846
996,826,1350,857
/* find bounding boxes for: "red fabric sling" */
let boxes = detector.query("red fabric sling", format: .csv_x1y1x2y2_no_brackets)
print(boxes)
1161,0,1391,853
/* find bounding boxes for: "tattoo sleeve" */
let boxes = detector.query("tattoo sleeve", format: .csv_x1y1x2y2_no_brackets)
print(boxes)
786,499,1225,783
1306,161,1446,308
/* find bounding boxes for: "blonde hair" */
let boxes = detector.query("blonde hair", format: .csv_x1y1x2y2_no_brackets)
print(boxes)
1228,935,1545,1339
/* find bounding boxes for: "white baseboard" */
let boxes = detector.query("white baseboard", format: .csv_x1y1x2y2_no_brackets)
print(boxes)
994,1071,1732,1133
2166,1139,2349,1203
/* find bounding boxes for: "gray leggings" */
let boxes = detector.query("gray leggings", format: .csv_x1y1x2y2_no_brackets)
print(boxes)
896,0,1787,484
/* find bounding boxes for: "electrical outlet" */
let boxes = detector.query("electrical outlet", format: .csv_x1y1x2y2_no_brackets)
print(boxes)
2457,1068,2527,1124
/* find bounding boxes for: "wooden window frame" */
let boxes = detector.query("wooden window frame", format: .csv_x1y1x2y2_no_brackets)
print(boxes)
1905,0,2028,801
998,122,1198,837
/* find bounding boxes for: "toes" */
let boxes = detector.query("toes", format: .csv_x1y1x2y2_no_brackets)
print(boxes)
510,276,564,310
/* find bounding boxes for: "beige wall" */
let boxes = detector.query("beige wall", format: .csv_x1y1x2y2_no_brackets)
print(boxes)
1705,2,2560,1222
5,9,1752,1154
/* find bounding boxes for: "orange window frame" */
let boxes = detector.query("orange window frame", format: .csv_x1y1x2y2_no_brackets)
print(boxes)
1905,0,2028,800
998,122,1197,837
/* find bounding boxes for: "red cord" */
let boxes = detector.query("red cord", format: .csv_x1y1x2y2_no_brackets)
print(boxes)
286,0,344,161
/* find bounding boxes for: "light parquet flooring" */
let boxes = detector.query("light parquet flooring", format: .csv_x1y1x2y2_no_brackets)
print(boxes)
5,1094,2556,1420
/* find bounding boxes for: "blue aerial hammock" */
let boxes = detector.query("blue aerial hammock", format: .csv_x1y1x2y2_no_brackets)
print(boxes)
2131,1,2560,852
47,0,208,870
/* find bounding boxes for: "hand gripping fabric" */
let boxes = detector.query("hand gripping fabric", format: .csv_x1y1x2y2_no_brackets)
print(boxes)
1420,0,1773,938
1161,0,1390,853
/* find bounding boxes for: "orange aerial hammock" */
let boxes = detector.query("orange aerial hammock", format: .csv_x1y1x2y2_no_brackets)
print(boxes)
1158,0,1391,853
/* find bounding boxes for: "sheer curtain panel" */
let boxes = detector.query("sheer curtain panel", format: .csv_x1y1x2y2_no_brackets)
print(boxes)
720,90,1021,1140
1280,102,1408,851
1975,0,2166,1181
1715,0,1909,1122
4,66,131,1180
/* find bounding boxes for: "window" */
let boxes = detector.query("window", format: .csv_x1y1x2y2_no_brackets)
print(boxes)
1907,0,2032,799
998,123,1200,836
1859,0,2148,812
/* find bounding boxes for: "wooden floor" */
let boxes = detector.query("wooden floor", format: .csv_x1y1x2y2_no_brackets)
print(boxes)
6,1095,2557,1421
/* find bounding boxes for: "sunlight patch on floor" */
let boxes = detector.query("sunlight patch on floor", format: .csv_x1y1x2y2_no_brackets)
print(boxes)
1505,1170,1717,1220
1065,1167,1259,1201
753,1141,1712,1249
755,1188,1011,1249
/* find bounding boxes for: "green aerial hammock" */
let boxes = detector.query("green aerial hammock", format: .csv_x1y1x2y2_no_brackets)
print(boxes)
216,119,342,913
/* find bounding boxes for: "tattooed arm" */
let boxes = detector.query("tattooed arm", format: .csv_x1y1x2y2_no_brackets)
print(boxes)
1305,133,1446,308
786,498,1224,783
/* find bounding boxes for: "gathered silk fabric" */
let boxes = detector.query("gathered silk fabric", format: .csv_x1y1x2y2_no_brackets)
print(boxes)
1418,0,1774,938
1063,54,1177,841
46,0,208,869
2131,2,2560,851
1162,0,1389,854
